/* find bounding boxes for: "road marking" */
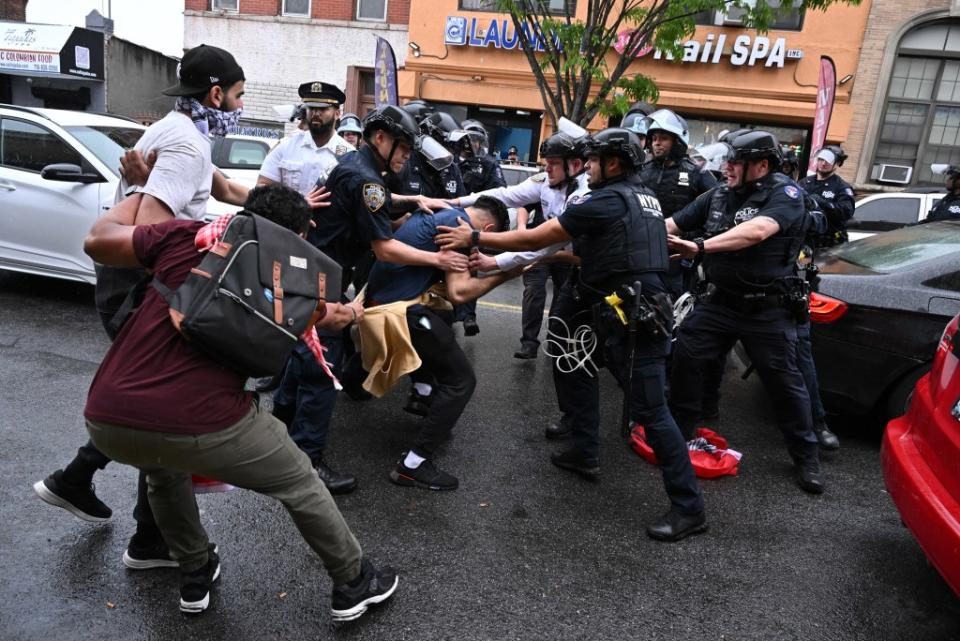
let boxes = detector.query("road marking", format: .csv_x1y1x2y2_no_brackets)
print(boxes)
477,300,523,313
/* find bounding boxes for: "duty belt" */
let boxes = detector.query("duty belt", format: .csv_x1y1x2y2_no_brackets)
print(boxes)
710,289,785,314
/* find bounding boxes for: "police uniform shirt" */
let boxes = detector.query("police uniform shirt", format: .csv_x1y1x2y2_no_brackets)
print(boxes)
259,129,355,195
309,145,393,274
672,173,807,293
461,170,568,222
397,152,467,200
366,209,470,305
639,157,718,216
493,173,589,272
926,193,960,223
460,153,506,193
797,173,855,222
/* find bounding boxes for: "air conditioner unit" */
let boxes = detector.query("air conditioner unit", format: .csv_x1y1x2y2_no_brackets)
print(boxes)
871,163,913,185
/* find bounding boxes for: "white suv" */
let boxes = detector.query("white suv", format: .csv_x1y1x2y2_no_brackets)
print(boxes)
849,189,945,241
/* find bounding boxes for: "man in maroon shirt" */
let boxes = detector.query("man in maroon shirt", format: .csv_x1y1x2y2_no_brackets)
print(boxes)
80,184,397,621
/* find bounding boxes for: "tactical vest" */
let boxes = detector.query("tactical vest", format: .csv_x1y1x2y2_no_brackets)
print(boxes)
640,158,703,216
577,180,669,288
702,174,806,295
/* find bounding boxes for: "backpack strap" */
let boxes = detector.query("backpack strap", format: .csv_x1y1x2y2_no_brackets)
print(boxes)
106,272,153,337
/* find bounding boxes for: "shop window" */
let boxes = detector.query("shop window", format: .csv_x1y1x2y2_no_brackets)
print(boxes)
357,0,387,21
695,0,803,31
283,0,310,16
211,0,238,11
0,119,82,173
458,0,576,14
872,20,960,186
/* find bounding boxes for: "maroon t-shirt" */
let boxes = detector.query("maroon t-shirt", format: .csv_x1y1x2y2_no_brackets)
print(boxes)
84,220,252,434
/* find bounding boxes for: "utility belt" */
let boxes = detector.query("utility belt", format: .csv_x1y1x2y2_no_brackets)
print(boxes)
579,277,676,345
710,278,809,324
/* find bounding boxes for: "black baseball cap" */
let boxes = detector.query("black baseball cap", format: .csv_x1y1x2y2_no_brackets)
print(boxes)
163,44,245,97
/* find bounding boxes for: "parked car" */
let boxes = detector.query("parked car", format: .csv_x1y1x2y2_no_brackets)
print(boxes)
882,310,960,597
809,221,960,420
848,188,944,241
210,133,280,187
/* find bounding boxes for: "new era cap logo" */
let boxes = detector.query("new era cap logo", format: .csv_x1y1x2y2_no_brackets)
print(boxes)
210,76,219,83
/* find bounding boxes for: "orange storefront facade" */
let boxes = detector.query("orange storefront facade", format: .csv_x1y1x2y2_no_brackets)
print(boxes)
398,0,872,174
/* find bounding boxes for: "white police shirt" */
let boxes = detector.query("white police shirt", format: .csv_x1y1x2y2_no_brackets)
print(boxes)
259,130,354,196
487,173,590,271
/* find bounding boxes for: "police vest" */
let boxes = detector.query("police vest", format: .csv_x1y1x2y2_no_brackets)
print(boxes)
640,158,704,217
702,174,805,295
576,179,669,288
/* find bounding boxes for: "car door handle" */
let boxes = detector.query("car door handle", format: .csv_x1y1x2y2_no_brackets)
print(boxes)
0,181,15,191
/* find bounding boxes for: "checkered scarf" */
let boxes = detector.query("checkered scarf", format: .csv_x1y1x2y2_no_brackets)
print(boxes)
195,214,341,389
175,97,243,137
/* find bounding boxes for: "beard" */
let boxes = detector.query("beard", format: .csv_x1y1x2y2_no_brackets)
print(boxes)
309,119,334,137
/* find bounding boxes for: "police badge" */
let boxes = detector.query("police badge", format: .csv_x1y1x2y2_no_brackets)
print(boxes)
363,182,387,212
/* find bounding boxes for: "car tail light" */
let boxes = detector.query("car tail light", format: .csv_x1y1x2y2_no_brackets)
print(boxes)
930,313,960,403
809,292,848,324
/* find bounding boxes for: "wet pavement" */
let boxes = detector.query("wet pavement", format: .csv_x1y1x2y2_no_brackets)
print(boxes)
1,270,958,641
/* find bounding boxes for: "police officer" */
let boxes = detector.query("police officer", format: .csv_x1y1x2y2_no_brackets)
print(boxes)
665,130,825,494
458,119,506,193
272,105,469,492
799,144,855,247
640,109,718,298
436,128,707,542
337,112,363,148
258,81,354,195
924,165,960,222
781,149,800,180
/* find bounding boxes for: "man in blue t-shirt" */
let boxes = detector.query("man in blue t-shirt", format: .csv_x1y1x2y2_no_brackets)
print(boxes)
365,196,514,491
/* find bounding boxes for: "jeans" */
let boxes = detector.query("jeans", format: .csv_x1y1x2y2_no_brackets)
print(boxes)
407,308,477,458
273,336,345,465
669,298,820,467
551,281,704,515
87,403,362,582
520,262,571,349
453,300,477,322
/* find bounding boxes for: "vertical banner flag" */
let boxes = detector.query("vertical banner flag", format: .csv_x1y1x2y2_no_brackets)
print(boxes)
807,56,836,176
374,36,398,108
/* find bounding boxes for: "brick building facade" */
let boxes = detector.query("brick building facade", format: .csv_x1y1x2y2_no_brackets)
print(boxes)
0,0,27,21
183,0,410,135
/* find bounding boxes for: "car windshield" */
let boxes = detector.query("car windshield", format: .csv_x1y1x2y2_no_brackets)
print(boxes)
65,126,144,178
830,222,960,273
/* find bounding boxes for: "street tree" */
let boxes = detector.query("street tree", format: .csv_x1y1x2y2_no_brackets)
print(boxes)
495,0,861,127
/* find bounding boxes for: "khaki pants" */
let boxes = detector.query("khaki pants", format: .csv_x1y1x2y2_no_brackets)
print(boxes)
86,403,362,583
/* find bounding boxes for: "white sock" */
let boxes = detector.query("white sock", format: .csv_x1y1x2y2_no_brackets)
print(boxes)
413,383,433,396
404,451,426,469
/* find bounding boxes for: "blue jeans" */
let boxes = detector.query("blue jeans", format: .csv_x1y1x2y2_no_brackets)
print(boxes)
273,336,344,465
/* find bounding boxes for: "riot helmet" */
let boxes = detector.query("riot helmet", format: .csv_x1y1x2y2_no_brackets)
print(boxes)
698,142,734,175
932,163,960,177
420,111,461,146
645,109,690,152
460,119,489,156
337,112,363,135
621,111,648,137
718,128,752,144
730,130,782,166
363,105,421,172
625,101,656,118
584,127,645,171
539,132,582,159
401,99,435,122
780,149,800,177
814,144,847,168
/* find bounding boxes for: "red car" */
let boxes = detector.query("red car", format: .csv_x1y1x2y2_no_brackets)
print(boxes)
882,311,960,597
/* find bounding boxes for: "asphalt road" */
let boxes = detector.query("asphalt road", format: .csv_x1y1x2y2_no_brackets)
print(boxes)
1,270,958,641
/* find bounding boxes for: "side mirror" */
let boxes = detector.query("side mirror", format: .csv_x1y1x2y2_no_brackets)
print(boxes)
41,163,104,184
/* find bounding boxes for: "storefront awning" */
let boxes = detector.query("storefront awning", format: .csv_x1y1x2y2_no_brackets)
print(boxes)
0,21,104,81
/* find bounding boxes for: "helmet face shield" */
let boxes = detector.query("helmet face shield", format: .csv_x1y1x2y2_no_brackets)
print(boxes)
698,142,733,173
417,134,454,171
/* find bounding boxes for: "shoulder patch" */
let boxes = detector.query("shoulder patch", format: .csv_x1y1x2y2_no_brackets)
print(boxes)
335,145,350,157
784,185,800,199
362,182,387,213
844,187,854,197
530,172,547,183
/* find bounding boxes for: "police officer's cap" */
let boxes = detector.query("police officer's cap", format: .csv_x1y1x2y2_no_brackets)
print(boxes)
730,130,782,164
298,81,346,108
584,127,645,169
362,104,419,144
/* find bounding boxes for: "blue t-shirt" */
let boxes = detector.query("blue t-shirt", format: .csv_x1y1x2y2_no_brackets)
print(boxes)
365,208,471,306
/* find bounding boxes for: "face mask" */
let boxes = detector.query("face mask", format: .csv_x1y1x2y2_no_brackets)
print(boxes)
175,96,243,137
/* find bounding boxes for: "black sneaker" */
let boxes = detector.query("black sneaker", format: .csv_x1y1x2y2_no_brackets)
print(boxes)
403,389,432,417
462,317,480,337
124,539,218,571
315,457,358,495
646,509,708,542
513,344,538,359
796,464,826,494
33,470,112,522
389,455,458,491
179,548,221,615
331,558,399,622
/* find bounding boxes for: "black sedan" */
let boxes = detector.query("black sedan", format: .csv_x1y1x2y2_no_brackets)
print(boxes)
810,221,960,421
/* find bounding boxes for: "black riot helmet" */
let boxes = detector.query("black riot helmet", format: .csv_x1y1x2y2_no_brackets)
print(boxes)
459,118,489,156
401,99,435,122
621,112,648,137
584,127,645,171
815,144,848,168
420,111,461,146
780,149,800,177
539,132,582,159
718,128,752,144
362,105,419,145
625,101,656,119
730,130,782,166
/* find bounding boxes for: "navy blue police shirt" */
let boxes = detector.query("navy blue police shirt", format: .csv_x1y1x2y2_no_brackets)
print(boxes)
308,144,394,279
365,208,471,306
